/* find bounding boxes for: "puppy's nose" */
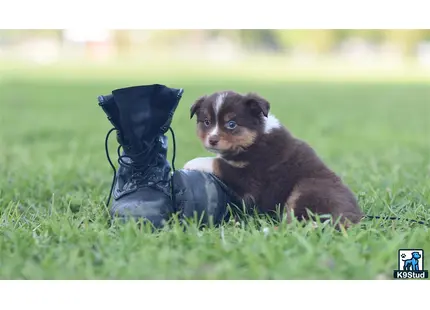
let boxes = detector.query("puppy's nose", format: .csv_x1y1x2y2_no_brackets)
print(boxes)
208,135,219,146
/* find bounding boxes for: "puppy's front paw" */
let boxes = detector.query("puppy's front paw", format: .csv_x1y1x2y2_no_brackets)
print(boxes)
183,157,215,173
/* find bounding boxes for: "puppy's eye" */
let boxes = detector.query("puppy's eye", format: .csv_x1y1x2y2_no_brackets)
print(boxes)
225,120,237,130
204,119,211,127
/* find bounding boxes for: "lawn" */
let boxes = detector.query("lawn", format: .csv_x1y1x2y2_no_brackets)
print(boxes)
0,62,429,279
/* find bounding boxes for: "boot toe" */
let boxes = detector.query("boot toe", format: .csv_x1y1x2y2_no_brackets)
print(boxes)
110,189,173,228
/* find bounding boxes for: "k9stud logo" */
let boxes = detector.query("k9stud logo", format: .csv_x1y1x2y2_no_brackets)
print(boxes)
393,249,429,279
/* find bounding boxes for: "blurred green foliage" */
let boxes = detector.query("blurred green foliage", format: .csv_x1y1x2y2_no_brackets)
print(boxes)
1,29,430,57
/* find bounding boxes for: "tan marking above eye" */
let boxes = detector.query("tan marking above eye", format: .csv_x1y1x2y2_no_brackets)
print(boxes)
199,110,211,120
223,112,237,122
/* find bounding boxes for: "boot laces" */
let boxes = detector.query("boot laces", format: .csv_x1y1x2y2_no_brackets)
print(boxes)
104,127,177,207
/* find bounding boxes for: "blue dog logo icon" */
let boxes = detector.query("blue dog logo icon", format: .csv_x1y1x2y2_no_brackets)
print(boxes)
402,252,421,271
394,249,428,279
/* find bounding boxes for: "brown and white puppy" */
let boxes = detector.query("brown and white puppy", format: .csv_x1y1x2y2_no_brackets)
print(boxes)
184,91,364,228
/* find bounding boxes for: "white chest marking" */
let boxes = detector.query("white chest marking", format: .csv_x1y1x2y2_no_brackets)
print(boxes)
183,157,215,174
263,114,281,134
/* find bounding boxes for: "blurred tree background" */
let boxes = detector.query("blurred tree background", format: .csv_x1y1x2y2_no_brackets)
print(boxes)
1,29,430,65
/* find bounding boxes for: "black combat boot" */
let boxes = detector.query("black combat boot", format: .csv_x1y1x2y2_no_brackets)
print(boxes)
172,170,242,226
98,84,183,228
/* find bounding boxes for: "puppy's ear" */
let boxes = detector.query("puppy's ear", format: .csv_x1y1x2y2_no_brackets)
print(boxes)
190,95,207,119
243,93,270,117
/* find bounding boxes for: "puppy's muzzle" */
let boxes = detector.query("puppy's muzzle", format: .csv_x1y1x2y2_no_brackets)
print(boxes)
208,135,220,146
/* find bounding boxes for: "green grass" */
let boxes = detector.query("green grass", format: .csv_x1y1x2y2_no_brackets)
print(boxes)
0,63,429,279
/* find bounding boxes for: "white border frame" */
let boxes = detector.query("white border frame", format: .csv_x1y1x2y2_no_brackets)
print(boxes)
1,0,430,308
1,0,429,28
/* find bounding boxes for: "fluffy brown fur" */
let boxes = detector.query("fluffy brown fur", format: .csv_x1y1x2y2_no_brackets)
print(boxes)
184,90,364,228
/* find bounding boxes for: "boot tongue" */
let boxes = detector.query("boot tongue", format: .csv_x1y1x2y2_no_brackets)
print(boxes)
112,84,183,157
